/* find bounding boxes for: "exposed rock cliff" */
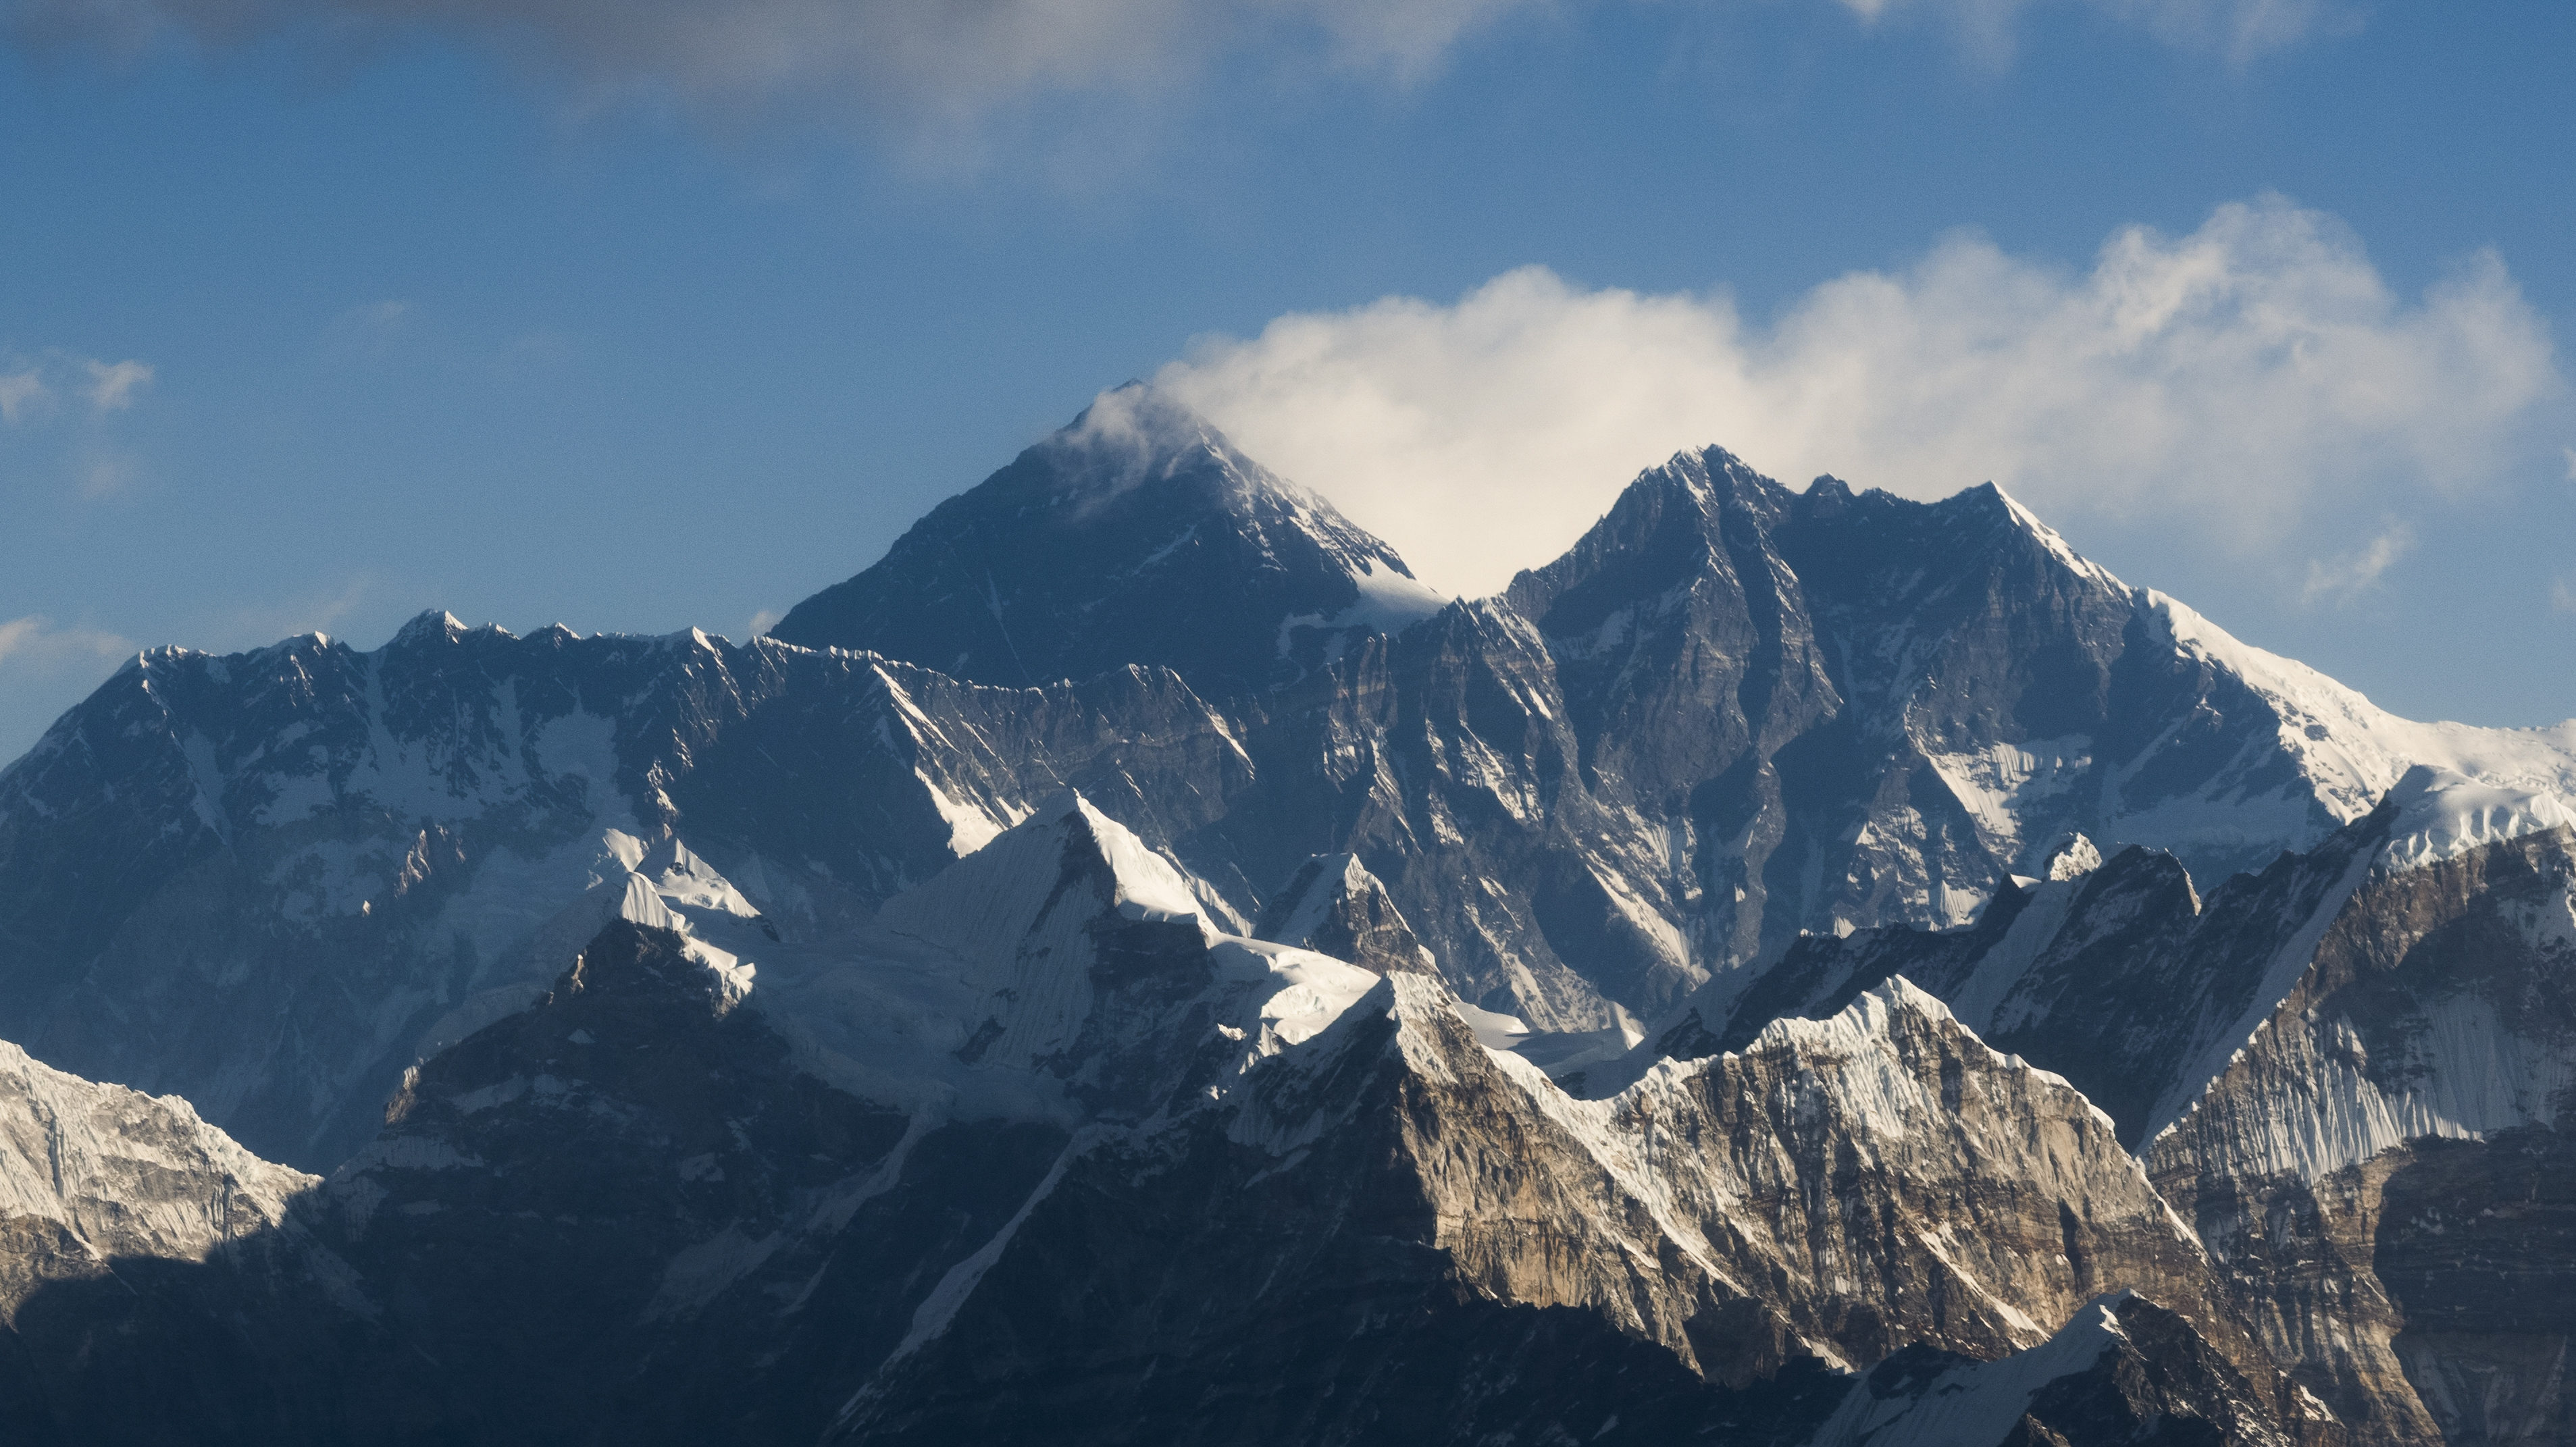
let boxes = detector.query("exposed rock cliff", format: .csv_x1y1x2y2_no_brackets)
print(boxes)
2147,827,2576,1445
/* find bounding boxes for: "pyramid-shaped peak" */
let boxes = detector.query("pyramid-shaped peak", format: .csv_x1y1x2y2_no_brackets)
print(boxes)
1058,382,1235,463
1254,852,1437,977
1501,442,1796,627
877,790,1212,975
387,609,467,648
1009,383,1311,517
1605,445,1797,521
767,384,1437,699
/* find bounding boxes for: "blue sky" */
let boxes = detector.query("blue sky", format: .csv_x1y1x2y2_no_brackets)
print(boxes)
1,0,2571,760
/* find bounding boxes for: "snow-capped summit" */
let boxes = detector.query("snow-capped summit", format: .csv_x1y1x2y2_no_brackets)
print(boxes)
767,384,1446,700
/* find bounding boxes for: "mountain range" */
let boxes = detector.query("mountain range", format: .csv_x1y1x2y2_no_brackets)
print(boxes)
1,382,2572,1444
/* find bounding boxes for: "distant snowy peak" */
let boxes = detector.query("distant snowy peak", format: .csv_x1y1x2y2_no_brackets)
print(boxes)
769,384,1446,698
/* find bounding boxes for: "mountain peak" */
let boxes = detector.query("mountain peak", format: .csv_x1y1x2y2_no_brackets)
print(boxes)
767,385,1440,700
1051,382,1241,488
389,609,467,648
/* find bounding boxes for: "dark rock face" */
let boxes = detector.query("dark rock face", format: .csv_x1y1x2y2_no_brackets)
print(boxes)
0,849,2291,1446
2374,1126,2576,1446
1814,1294,2336,1447
771,385,1441,702
1639,804,2395,1146
3,919,1066,1446
2145,827,2576,1446
309,918,919,1441
1252,853,1437,975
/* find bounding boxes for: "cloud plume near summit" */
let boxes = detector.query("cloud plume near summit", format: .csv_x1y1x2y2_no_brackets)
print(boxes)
1157,196,2562,598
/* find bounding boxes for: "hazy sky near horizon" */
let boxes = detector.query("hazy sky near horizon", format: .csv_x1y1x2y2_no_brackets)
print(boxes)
1,0,2571,760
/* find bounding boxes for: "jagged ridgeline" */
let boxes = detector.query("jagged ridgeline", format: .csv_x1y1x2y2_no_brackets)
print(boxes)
1,384,2573,1444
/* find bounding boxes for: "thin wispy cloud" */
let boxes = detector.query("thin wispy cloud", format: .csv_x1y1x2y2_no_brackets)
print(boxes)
0,368,50,423
0,350,155,421
0,615,138,749
0,614,131,671
1838,0,2357,64
1,348,159,502
323,299,413,359
76,449,143,500
211,575,377,647
82,358,153,412
2300,524,2414,606
1158,196,2562,597
4,0,2362,133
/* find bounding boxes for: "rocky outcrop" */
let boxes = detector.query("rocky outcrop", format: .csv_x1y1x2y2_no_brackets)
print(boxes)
1812,1292,2338,1447
0,1041,328,1446
1637,804,2394,1145
2145,827,2576,1445
1252,852,1438,976
0,1038,311,1315
838,972,2283,1443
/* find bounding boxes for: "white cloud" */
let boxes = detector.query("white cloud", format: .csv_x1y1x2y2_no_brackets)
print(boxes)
2300,523,2413,606
210,576,374,647
0,616,132,766
0,614,137,705
76,449,142,499
0,350,154,423
747,608,781,638
1840,0,2354,63
1158,196,2562,596
2556,579,2576,616
82,357,152,412
0,369,51,424
324,299,411,357
4,0,2357,128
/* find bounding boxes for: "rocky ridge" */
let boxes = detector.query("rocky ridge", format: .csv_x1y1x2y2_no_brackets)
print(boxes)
1,386,2574,1443
0,787,2325,1445
5,394,2571,1174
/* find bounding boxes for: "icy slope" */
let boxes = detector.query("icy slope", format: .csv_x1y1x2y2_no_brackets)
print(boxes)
746,789,1372,1126
2143,591,2576,869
